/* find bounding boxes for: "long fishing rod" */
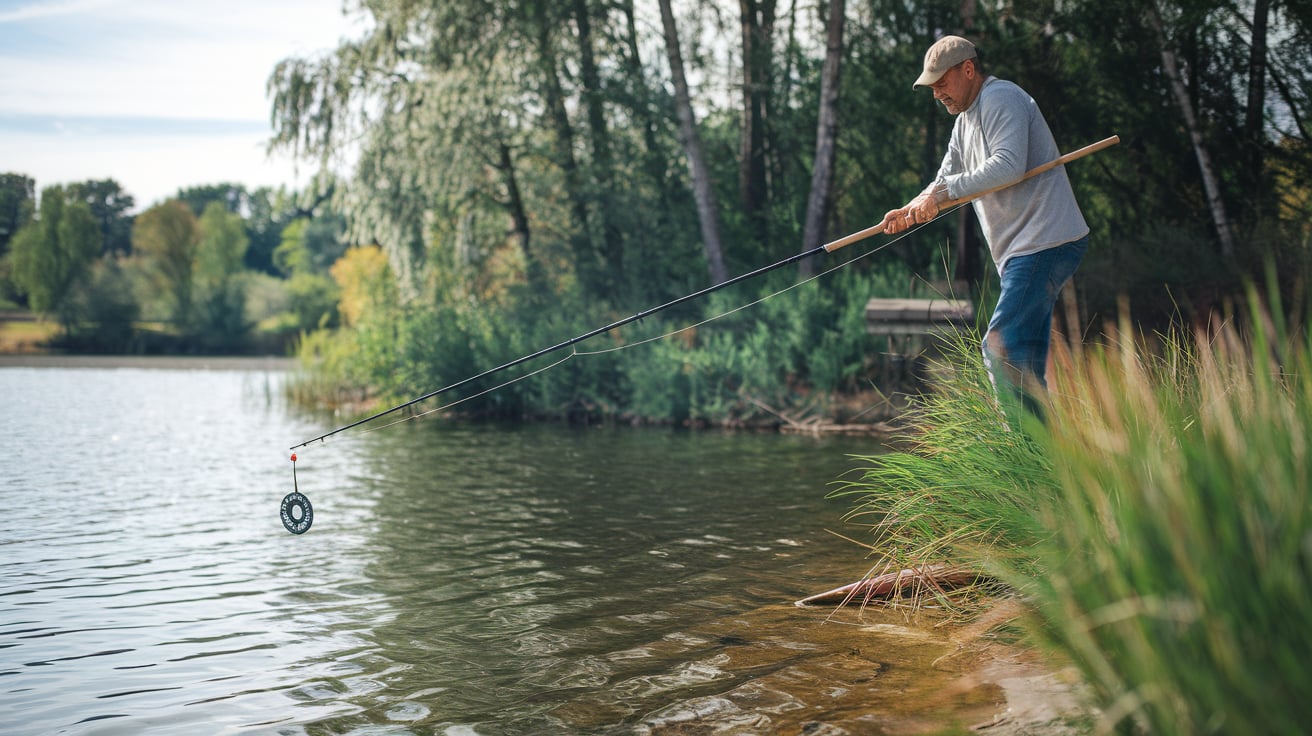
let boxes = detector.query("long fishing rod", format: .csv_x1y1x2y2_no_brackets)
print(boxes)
292,134,1120,451
280,135,1118,532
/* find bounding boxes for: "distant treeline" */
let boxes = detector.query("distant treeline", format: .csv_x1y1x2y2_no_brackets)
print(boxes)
0,177,348,354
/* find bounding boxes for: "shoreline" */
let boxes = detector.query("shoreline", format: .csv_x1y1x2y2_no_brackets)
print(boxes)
0,353,297,371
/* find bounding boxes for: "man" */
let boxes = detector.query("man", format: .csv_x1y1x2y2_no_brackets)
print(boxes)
880,35,1088,400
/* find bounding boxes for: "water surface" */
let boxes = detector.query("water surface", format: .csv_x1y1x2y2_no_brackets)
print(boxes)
2,364,996,734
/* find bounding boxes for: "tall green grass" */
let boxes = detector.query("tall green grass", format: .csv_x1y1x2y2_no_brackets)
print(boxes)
830,333,1056,598
836,295,1312,733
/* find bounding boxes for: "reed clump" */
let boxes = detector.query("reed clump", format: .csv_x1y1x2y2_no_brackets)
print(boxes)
835,294,1312,734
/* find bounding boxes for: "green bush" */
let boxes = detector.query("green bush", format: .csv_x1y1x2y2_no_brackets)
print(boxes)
287,263,913,425
60,255,141,350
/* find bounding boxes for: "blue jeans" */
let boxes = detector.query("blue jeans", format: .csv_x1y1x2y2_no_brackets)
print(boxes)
982,236,1088,394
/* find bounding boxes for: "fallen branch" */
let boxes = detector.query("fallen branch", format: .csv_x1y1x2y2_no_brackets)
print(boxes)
795,564,981,606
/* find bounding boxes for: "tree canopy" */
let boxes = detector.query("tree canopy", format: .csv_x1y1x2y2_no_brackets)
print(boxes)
266,0,1311,325
8,185,99,322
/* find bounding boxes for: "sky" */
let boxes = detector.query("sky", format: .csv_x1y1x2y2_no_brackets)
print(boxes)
0,0,368,211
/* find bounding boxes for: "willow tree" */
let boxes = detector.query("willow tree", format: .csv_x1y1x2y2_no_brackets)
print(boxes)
268,2,552,300
269,1,674,306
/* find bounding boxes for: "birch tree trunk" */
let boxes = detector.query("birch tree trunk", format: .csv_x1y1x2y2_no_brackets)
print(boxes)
799,0,845,277
1148,3,1237,258
1245,0,1271,212
659,0,728,285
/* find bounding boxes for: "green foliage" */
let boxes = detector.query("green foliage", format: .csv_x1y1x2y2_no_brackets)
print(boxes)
65,179,135,255
259,0,1299,424
132,200,199,326
285,272,340,331
192,202,251,348
835,293,1312,732
195,202,249,278
273,215,347,277
7,185,100,323
61,255,141,349
174,183,246,218
0,173,344,354
290,262,912,424
0,172,35,257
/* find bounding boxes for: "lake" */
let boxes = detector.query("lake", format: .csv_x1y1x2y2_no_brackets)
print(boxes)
1,361,1022,734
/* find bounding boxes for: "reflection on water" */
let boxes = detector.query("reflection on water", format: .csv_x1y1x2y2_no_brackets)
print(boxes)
2,365,998,734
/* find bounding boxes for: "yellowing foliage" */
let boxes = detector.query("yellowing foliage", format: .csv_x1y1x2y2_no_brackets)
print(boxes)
330,245,393,326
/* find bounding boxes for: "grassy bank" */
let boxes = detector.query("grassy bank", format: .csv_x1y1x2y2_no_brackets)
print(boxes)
834,293,1312,733
0,313,60,354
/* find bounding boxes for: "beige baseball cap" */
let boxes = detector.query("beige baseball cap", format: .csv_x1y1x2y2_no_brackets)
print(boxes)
913,35,977,88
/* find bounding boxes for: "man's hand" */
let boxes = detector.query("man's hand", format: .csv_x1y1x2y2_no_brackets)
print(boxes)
877,206,914,234
878,183,946,235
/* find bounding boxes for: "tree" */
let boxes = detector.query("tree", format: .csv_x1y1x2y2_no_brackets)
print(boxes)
738,0,777,245
660,0,728,286
66,179,135,255
0,173,36,305
572,0,625,291
245,184,329,274
132,200,199,327
8,185,99,324
799,0,846,277
331,245,395,327
175,183,247,218
273,214,348,277
0,173,35,256
1245,0,1272,197
193,201,251,344
267,1,539,298
1147,1,1237,259
61,255,140,349
273,214,347,330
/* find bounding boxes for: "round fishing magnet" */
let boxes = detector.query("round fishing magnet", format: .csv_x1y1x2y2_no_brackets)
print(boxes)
280,491,314,534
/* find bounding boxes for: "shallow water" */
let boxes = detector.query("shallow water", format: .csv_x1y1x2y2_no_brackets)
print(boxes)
1,365,997,734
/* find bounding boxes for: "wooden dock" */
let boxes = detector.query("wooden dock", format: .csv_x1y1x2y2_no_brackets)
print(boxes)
865,297,974,335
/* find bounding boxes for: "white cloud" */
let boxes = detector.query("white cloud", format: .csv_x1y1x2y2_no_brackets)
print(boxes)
0,0,114,24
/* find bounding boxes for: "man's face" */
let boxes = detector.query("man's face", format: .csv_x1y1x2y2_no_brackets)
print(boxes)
930,60,978,115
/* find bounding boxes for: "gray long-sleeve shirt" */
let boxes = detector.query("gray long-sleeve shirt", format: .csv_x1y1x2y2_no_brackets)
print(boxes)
935,77,1088,273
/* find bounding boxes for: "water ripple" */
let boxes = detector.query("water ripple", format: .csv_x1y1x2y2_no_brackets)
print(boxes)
0,366,927,734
